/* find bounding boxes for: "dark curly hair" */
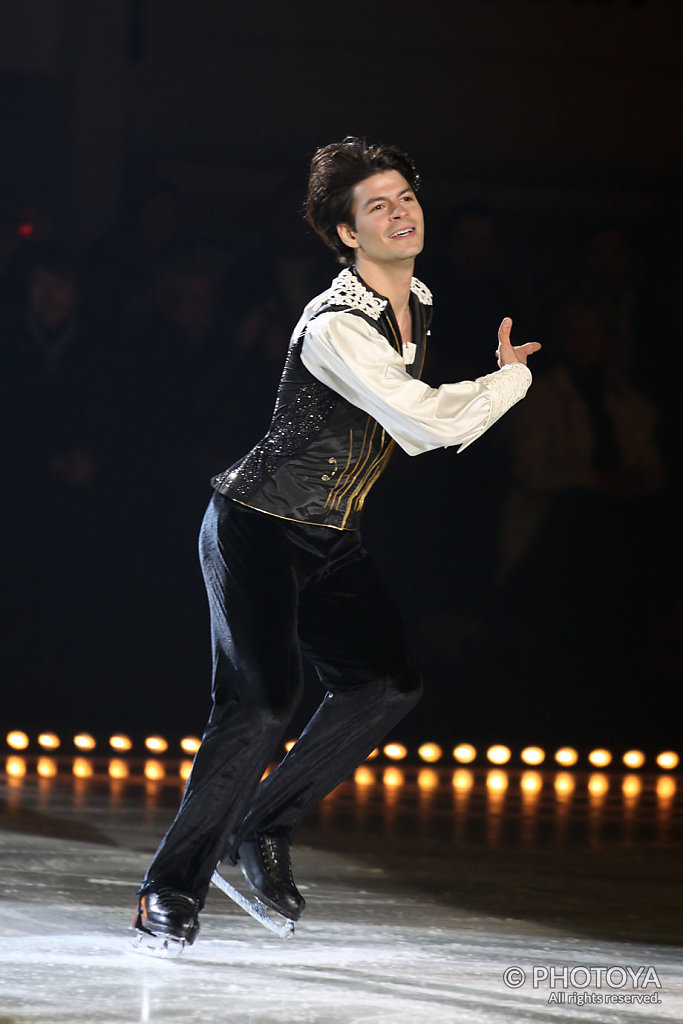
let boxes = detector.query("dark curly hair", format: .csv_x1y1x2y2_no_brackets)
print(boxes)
304,137,420,265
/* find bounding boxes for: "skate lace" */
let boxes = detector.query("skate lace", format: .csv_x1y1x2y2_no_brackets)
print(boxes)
259,834,296,887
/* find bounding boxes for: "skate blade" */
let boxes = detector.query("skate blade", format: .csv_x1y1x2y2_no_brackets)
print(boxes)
211,869,295,939
132,928,186,959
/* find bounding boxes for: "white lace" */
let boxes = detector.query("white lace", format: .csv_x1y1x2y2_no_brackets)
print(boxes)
327,269,387,320
326,269,432,321
475,364,532,427
409,277,433,306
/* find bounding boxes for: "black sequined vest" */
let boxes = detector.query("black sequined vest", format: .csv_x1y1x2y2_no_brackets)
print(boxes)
211,268,432,531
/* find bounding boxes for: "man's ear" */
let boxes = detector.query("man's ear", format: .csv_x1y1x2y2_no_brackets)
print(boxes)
336,223,359,251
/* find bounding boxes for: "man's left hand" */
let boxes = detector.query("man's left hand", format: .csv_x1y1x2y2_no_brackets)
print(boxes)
496,317,542,368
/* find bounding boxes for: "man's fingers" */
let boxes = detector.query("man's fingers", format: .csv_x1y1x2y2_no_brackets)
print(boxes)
497,318,542,367
517,341,542,356
497,317,513,346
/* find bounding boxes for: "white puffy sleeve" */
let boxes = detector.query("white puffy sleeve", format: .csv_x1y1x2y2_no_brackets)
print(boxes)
300,310,532,456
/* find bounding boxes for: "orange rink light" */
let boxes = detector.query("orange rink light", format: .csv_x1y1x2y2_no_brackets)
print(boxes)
144,760,165,781
73,758,93,778
417,768,439,790
657,776,676,800
452,743,476,764
6,756,27,777
284,740,296,753
180,760,193,781
452,768,474,791
656,751,679,771
588,749,612,768
622,774,642,799
74,734,96,751
520,770,543,795
622,750,645,769
366,748,379,760
588,773,609,797
520,746,545,766
109,734,132,752
555,747,579,767
108,759,129,780
486,769,508,792
145,736,168,754
383,767,404,787
418,743,443,763
38,733,60,750
486,745,511,765
383,743,407,761
180,736,201,755
554,772,575,797
6,731,29,751
354,766,375,786
37,757,57,778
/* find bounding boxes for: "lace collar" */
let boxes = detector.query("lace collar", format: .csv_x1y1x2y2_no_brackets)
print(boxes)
326,268,432,321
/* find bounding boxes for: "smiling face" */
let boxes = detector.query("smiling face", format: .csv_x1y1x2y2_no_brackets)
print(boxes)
336,170,424,267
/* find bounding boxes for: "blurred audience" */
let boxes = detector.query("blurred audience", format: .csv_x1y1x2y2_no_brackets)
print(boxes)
0,174,677,741
1,243,107,719
82,172,185,332
499,299,663,579
1,241,103,488
490,299,667,742
422,201,513,384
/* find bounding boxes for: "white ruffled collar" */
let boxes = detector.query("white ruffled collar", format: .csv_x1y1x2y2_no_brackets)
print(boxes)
326,268,432,322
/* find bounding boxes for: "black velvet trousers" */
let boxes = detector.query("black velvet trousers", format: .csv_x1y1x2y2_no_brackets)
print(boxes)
141,492,422,905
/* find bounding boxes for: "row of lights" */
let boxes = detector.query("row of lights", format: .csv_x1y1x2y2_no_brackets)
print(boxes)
5,732,201,755
4,756,194,782
4,757,677,802
357,766,678,800
376,743,680,771
4,733,680,771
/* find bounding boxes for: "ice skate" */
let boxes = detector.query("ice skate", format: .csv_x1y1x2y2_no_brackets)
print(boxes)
132,887,200,958
211,832,303,938
211,867,295,938
238,832,306,921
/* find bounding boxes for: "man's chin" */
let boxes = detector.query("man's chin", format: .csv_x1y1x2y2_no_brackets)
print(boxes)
399,241,424,260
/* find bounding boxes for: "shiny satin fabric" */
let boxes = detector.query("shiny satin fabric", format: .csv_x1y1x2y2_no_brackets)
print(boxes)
211,269,430,532
140,493,422,905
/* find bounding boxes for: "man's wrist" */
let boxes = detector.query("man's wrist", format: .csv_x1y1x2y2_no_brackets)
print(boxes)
499,362,532,380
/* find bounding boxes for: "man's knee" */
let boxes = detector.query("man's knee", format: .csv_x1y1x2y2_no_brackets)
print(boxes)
386,664,423,708
208,672,303,735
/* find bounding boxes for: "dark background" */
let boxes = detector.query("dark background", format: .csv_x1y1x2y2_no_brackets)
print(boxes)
1,0,680,751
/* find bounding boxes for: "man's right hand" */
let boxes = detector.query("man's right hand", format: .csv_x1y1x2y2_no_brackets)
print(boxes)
496,317,541,367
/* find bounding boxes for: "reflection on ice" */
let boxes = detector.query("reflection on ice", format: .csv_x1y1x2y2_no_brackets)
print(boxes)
2,759,683,853
0,769,682,1023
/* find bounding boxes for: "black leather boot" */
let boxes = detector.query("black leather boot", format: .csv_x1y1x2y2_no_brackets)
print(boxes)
237,833,306,921
134,887,200,944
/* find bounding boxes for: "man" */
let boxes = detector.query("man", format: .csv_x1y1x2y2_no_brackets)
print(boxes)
134,138,540,949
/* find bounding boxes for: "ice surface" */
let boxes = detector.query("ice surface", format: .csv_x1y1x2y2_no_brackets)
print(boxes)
0,774,681,1023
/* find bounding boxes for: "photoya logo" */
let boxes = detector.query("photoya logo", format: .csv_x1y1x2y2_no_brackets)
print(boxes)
503,964,662,990
534,966,661,990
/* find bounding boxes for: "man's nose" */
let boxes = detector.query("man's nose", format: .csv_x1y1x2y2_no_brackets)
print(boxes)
389,202,407,219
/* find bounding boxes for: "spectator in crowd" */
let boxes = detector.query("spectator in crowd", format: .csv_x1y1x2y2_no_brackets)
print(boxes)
83,172,184,333
493,298,664,740
0,242,105,717
1,241,101,488
499,299,663,579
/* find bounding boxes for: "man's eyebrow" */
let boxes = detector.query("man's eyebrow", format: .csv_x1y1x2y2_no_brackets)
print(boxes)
361,187,413,210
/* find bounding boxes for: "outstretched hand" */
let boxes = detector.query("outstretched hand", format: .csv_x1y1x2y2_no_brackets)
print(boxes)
496,317,541,368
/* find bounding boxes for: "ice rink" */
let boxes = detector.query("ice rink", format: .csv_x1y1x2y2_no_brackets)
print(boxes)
1,760,681,1023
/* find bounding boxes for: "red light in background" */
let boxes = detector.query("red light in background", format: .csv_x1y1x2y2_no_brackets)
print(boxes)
17,222,34,238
